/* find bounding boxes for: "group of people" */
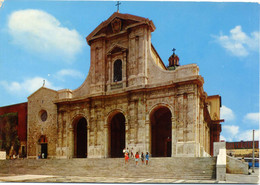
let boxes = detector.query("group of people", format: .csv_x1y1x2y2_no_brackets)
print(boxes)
123,148,149,165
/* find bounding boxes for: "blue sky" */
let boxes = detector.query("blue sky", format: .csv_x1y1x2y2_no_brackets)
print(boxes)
0,1,259,142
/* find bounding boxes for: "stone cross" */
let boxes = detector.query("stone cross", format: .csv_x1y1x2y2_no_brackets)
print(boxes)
172,48,176,54
115,1,121,13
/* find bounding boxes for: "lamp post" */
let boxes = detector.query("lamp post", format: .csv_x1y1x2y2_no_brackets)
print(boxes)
252,129,255,173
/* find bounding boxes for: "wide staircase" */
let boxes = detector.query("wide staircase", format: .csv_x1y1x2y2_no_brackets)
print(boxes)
0,157,216,180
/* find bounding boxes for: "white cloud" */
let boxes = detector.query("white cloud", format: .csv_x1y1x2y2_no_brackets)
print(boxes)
214,25,259,57
243,112,260,124
0,77,62,95
8,9,84,63
223,125,239,136
221,125,239,142
221,124,259,142
220,105,235,121
55,69,85,81
220,135,226,141
0,0,4,8
237,129,259,141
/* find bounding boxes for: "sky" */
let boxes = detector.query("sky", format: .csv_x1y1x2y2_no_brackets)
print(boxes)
0,0,259,142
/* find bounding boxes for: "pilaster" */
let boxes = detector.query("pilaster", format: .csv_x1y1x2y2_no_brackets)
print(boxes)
171,116,177,156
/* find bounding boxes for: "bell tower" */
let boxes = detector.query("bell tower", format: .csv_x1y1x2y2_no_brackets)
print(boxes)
168,48,180,70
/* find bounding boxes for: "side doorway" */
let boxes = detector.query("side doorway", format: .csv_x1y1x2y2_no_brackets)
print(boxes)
38,135,48,159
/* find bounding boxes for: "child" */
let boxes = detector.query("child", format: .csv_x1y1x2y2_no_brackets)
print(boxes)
124,152,129,164
141,152,144,165
145,152,149,165
135,152,139,165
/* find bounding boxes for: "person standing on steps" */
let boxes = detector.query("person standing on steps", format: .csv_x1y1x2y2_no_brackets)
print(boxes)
124,152,129,164
141,152,145,165
131,147,134,158
145,152,149,165
135,152,139,165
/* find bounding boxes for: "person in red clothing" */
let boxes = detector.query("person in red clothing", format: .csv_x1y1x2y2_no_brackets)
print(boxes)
124,152,129,164
135,152,139,165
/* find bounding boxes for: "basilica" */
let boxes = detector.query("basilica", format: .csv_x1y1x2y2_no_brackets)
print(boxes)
1,12,223,159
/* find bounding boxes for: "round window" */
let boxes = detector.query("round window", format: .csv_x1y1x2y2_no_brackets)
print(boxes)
40,110,48,122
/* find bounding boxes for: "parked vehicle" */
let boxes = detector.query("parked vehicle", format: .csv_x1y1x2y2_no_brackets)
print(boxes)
244,158,259,168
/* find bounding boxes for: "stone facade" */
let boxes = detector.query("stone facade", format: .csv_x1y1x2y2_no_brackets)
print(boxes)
27,12,222,159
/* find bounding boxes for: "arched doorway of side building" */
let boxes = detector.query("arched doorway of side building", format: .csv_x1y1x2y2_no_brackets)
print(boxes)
109,112,125,158
38,135,48,159
73,117,88,158
150,106,172,157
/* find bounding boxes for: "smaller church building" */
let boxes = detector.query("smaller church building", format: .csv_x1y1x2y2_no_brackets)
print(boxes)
0,12,223,159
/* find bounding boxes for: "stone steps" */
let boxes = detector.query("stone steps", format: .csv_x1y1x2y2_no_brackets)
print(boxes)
0,157,216,180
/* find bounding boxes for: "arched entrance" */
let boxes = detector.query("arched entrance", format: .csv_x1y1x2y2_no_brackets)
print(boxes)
150,106,172,157
110,112,125,158
38,135,48,159
74,117,88,158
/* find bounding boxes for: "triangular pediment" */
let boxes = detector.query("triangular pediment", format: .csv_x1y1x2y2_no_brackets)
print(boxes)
86,12,155,45
28,86,57,99
107,44,127,55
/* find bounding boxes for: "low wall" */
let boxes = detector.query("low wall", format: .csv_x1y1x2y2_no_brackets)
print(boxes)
216,148,226,181
226,156,248,174
214,142,226,156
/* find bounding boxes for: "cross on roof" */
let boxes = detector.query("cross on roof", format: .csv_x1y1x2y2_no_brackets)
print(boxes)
172,48,176,54
115,1,121,13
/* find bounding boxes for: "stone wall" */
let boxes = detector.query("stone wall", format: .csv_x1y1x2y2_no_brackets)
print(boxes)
27,87,58,158
53,81,210,158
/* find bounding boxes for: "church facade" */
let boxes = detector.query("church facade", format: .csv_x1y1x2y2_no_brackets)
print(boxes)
26,12,222,159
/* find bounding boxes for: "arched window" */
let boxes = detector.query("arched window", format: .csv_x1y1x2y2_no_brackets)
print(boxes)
113,59,122,82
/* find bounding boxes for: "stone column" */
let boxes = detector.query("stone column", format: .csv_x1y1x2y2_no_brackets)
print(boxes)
125,120,129,148
145,120,150,154
171,116,177,157
107,55,112,91
199,103,204,156
57,113,62,157
104,124,109,158
177,95,184,142
86,124,89,157
123,51,127,88
68,125,74,158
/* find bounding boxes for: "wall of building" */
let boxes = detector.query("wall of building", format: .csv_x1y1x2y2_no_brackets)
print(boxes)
226,141,259,158
0,102,27,156
51,82,211,159
27,88,58,158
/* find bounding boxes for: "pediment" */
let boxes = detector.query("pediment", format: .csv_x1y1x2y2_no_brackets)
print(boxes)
107,44,127,55
28,87,57,99
86,12,155,45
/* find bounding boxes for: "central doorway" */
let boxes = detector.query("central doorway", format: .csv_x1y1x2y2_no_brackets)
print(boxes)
150,106,172,157
110,112,125,158
74,117,88,158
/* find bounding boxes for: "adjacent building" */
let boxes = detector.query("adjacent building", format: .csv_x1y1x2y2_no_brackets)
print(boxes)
226,141,259,158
